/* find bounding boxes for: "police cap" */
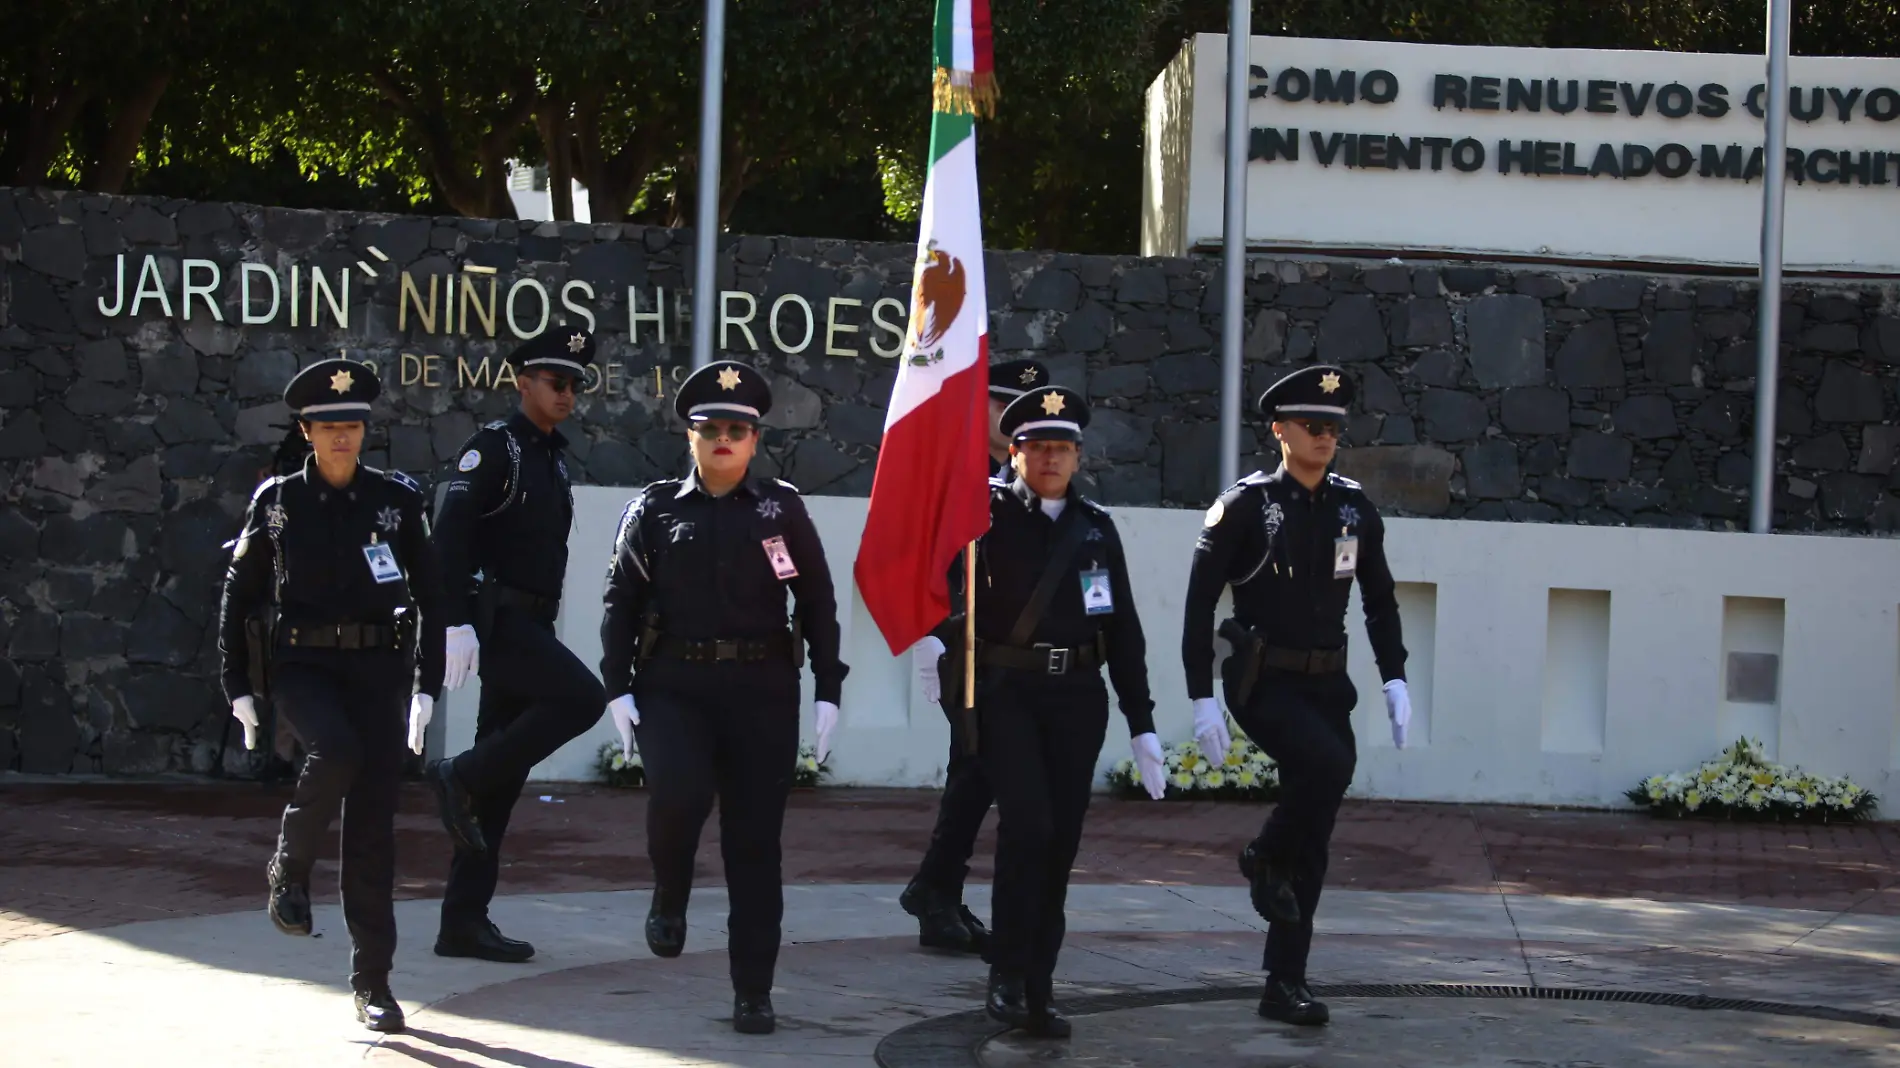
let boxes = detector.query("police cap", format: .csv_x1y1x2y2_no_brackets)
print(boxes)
507,329,597,379
989,358,1049,400
1257,364,1355,422
285,358,380,421
675,359,773,424
1000,385,1089,443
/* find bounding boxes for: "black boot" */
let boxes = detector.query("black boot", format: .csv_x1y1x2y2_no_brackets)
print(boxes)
427,758,487,854
435,918,535,963
958,904,993,957
733,991,776,1034
1024,977,1072,1039
266,856,311,936
900,878,979,953
1239,842,1301,925
354,986,407,1033
645,885,687,958
1257,976,1329,1026
985,968,1029,1029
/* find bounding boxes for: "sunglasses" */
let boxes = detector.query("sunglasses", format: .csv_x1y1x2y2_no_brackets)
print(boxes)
1290,419,1342,438
692,422,755,441
529,373,578,394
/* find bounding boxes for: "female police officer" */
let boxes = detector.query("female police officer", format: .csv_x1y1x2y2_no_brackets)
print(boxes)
599,359,848,1036
218,357,444,1034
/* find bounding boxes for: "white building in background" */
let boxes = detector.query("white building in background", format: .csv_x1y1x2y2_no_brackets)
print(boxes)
506,161,592,223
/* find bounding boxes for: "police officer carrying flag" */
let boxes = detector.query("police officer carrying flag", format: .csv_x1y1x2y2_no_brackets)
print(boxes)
947,383,1167,1039
218,358,444,1033
425,330,608,963
897,357,1048,955
1181,364,1411,1027
599,360,849,1036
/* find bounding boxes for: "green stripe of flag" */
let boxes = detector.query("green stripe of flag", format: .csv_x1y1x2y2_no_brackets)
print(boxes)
928,109,974,167
933,0,955,71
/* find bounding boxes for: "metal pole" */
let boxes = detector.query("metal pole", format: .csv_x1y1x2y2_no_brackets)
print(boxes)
689,0,727,370
1217,11,1250,489
1750,0,1791,534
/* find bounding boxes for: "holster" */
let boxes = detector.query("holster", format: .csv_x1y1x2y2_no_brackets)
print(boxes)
636,607,661,665
244,613,275,702
1219,617,1264,710
473,579,499,643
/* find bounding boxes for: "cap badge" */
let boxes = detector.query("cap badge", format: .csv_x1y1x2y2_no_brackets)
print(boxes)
1319,372,1341,394
329,368,355,394
567,332,588,353
1041,392,1066,415
717,366,742,391
1019,367,1038,384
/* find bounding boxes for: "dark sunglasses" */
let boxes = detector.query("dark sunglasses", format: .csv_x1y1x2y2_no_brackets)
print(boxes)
1291,419,1341,438
692,422,755,441
528,373,578,394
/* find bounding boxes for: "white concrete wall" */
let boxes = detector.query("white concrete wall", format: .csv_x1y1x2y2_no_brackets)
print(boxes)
439,488,1900,809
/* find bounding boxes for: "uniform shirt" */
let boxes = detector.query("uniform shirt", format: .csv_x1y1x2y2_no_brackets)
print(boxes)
940,477,1156,737
434,411,575,626
600,471,848,705
1182,464,1406,700
218,457,445,702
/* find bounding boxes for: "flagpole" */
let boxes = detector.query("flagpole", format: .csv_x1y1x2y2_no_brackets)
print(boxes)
1750,0,1791,534
963,541,976,708
689,0,727,371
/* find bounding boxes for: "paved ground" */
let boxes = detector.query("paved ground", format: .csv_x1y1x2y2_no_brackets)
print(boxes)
4,781,1900,1067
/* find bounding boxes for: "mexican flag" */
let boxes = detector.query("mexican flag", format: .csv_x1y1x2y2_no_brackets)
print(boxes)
853,0,996,656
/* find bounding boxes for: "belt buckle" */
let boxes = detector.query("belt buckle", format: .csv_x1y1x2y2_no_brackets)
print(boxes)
715,640,739,661
1035,643,1070,675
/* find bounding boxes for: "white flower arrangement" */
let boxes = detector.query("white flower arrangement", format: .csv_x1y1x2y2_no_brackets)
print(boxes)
1626,737,1877,823
595,739,830,789
1105,722,1280,801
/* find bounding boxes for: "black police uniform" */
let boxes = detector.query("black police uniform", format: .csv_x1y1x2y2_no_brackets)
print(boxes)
1182,364,1407,1024
217,358,444,1031
960,385,1155,1037
599,360,848,1034
431,330,607,957
900,357,1050,952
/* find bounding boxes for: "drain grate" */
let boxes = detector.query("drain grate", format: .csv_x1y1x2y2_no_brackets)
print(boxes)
874,982,1900,1068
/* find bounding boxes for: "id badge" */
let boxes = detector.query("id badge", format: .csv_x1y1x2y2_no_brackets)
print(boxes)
1333,536,1359,579
363,542,402,584
1079,568,1114,615
762,535,799,579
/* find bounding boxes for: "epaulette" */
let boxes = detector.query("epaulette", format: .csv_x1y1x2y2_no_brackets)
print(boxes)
1327,472,1363,490
382,469,422,494
772,477,801,494
481,419,510,432
1078,496,1112,517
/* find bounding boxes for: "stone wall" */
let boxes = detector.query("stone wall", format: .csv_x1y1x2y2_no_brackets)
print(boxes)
1,187,1897,775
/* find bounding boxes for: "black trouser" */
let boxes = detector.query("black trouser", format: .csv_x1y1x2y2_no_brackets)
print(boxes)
270,649,408,992
1225,664,1359,981
632,656,801,996
978,668,1109,994
441,608,606,929
913,659,994,899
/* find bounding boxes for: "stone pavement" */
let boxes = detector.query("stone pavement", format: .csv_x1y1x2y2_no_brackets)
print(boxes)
3,782,1899,1066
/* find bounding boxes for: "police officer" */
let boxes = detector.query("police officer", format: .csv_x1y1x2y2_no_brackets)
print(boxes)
426,329,608,963
218,358,444,1033
957,385,1166,1038
599,360,849,1035
1181,364,1411,1027
897,357,1049,954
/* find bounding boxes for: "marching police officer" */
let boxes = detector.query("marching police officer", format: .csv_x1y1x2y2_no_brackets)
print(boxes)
897,357,1049,954
218,358,444,1033
599,360,849,1035
947,384,1165,1038
426,330,608,963
1181,364,1411,1027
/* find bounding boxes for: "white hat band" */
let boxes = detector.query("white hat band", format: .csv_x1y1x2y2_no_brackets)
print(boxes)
523,357,587,375
990,385,1029,397
1012,418,1080,435
297,401,371,416
1274,404,1347,417
689,402,762,419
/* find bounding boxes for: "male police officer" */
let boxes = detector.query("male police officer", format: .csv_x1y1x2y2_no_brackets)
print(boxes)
1181,364,1411,1027
219,358,444,1032
950,384,1166,1038
424,330,608,963
897,357,1049,954
600,360,849,1035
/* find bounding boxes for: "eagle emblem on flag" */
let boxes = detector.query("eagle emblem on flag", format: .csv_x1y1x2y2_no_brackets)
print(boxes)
906,241,966,365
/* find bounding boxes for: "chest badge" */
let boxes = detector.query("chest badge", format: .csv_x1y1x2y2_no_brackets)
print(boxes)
1261,501,1285,540
668,519,696,544
265,503,288,533
757,498,782,520
376,506,402,534
1338,503,1360,532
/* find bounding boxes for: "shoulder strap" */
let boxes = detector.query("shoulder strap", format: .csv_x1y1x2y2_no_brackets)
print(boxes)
1007,503,1094,648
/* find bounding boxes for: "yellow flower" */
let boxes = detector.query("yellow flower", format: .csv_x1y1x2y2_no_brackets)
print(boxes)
1803,792,1820,807
1235,768,1258,787
1202,769,1227,789
1698,767,1721,784
1171,771,1195,790
1751,769,1774,786
1684,789,1703,810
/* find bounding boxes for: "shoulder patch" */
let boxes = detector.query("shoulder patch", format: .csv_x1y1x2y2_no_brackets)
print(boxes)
458,449,482,473
1203,499,1225,527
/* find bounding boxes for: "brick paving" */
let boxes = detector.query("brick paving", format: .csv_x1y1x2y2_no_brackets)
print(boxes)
2,781,1897,947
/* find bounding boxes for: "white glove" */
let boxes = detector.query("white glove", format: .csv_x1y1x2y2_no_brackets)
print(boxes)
814,700,840,763
443,625,480,691
1191,697,1231,758
406,694,434,756
911,636,946,704
1130,732,1167,801
608,694,639,760
1384,679,1412,749
231,696,259,752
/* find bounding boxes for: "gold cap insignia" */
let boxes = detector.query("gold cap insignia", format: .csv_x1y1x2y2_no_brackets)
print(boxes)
567,332,588,353
1040,392,1066,415
1319,372,1341,394
1019,368,1038,384
717,367,742,391
329,368,354,394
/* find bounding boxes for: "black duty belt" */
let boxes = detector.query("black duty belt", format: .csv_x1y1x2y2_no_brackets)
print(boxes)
280,622,400,650
977,640,1104,676
498,585,561,622
1260,646,1347,674
652,631,794,664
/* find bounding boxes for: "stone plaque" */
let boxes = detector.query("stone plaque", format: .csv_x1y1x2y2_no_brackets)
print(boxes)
1725,652,1780,705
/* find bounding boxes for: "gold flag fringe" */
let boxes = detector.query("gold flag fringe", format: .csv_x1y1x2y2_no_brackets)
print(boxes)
932,66,1000,118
